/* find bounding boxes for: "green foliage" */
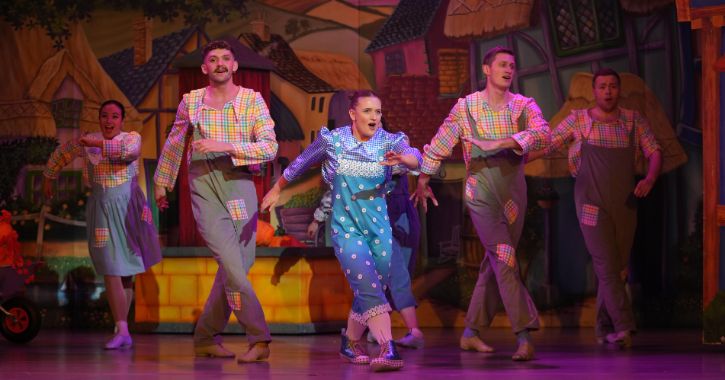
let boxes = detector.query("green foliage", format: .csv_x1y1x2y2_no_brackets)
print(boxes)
283,187,324,209
0,137,58,202
0,0,94,49
1,0,249,49
5,188,89,241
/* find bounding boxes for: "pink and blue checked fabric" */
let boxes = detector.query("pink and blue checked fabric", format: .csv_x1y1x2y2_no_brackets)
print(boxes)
44,132,141,188
94,228,109,248
225,290,242,311
496,243,516,268
504,199,519,225
421,92,550,175
155,87,277,189
226,199,249,221
580,204,600,227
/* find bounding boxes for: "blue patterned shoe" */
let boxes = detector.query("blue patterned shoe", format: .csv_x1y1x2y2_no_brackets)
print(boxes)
339,331,370,364
370,341,403,372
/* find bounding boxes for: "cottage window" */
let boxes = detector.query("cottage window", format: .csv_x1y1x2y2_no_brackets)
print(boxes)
318,96,325,113
547,0,623,57
311,96,316,111
52,98,83,129
385,50,405,75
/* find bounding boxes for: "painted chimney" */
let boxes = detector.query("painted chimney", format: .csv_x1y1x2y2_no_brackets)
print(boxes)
133,17,153,66
251,11,270,42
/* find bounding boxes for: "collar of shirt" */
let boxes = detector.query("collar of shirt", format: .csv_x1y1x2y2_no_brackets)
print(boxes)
200,101,233,112
585,107,629,124
339,126,385,158
199,86,243,112
478,91,514,112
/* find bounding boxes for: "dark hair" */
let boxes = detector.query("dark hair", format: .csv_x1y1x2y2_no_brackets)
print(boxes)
380,115,392,132
482,46,515,66
99,100,125,120
349,90,380,110
592,67,621,87
203,40,235,60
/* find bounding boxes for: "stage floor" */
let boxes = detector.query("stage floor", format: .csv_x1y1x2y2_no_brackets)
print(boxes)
1,328,722,379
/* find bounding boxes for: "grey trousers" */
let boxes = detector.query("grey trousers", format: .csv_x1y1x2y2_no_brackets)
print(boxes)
463,164,540,334
189,155,271,346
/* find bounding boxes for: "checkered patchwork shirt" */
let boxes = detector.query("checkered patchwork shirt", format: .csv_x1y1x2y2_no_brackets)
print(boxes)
547,108,661,177
421,92,550,175
43,131,140,188
154,86,277,189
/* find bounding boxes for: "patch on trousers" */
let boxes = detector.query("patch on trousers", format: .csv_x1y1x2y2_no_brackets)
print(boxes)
496,244,516,268
504,199,518,225
94,228,109,248
465,176,477,200
225,290,242,311
226,199,249,221
581,204,599,227
141,206,154,224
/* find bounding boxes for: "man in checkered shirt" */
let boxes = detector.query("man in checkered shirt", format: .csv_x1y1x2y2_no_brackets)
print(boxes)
154,40,277,363
535,68,662,348
412,46,549,361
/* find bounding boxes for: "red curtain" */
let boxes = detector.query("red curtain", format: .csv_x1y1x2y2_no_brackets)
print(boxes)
176,69,272,246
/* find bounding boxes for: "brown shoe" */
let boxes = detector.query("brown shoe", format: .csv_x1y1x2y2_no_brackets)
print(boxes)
459,335,494,353
237,342,270,363
194,344,235,358
511,341,535,361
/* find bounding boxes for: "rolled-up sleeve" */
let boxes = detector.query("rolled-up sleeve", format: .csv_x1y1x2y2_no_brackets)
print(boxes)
634,111,660,158
547,113,576,155
44,141,83,179
421,99,464,175
103,132,141,162
511,99,550,154
230,92,278,166
154,96,191,189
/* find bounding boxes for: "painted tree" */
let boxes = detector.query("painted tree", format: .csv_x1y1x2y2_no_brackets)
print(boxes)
0,0,248,49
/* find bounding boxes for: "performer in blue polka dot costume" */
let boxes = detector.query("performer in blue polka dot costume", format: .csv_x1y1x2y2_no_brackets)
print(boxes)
262,90,421,372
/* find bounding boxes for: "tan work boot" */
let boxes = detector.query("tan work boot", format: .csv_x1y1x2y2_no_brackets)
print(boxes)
237,342,270,363
194,344,235,358
459,335,495,353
